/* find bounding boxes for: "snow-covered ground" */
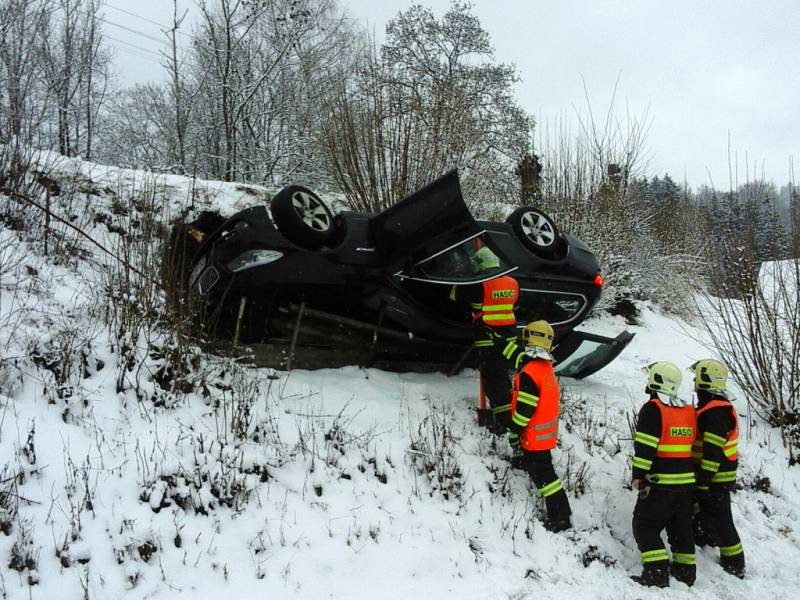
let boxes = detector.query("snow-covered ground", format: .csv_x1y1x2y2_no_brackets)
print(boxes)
1,158,799,599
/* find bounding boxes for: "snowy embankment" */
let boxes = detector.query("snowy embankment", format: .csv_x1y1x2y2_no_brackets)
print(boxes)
1,157,799,600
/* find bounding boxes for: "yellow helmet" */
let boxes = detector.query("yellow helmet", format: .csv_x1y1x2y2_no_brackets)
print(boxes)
643,361,682,397
689,359,728,394
522,320,554,351
472,246,500,271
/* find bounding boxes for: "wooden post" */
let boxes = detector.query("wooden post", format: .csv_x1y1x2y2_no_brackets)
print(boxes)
448,345,473,376
44,186,51,256
232,296,247,347
476,370,493,428
286,299,306,371
369,302,386,360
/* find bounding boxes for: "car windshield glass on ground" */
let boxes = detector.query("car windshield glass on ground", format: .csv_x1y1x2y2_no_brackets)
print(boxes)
400,234,516,284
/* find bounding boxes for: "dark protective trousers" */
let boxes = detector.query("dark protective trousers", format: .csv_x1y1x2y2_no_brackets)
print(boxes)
524,450,571,525
478,345,513,431
632,486,695,575
695,487,745,573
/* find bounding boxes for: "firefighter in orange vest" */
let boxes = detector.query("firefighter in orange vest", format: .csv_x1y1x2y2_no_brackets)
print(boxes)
689,359,745,579
449,246,519,433
507,320,572,532
631,362,696,588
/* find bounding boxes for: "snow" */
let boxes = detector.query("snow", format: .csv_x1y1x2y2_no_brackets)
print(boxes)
2,159,800,599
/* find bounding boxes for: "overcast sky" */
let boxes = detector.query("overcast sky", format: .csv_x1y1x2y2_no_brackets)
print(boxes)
109,0,799,189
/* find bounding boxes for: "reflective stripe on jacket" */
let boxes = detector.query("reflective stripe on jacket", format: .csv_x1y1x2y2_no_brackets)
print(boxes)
512,359,559,451
472,276,519,327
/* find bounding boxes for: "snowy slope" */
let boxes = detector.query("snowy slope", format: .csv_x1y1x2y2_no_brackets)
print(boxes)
1,158,799,600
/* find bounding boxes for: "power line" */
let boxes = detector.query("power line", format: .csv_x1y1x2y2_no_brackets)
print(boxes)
106,2,172,29
104,19,169,46
105,33,164,61
107,44,164,67
101,17,194,57
47,16,165,62
105,2,194,39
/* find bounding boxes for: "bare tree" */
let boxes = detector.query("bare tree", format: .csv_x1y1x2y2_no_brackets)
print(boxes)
81,0,109,159
183,0,356,183
97,83,175,169
194,0,301,181
162,0,191,172
696,258,800,462
0,0,51,142
530,89,671,314
321,3,531,213
39,0,110,157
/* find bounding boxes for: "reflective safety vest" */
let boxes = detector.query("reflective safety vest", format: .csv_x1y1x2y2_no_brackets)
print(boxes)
470,276,519,327
512,359,559,451
693,399,739,485
646,399,697,486
653,400,696,459
693,399,739,460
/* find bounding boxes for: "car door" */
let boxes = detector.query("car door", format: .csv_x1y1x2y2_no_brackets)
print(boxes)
370,231,519,340
370,170,487,273
552,329,635,379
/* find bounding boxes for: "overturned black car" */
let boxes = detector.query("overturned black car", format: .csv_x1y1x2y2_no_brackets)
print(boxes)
174,170,633,378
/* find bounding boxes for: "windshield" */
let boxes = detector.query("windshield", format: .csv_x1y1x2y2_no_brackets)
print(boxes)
398,233,516,284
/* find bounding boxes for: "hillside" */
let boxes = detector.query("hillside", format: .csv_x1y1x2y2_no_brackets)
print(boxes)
1,156,800,600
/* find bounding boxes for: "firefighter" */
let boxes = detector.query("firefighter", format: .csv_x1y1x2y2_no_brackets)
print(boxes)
507,320,572,532
449,246,519,432
689,358,745,579
631,362,696,588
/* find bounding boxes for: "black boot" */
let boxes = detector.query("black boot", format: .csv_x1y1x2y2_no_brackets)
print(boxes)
692,513,709,548
509,451,526,471
631,564,669,588
544,518,572,533
476,408,494,430
492,412,511,436
544,490,572,532
670,563,696,587
721,554,745,579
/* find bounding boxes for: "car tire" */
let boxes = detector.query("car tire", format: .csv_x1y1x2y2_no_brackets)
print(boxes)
269,185,335,249
506,206,563,258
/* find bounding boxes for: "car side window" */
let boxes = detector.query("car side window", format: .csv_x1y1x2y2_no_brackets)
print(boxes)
402,235,514,283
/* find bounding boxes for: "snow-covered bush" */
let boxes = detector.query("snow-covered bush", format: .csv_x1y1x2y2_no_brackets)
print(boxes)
557,447,592,497
111,520,160,588
532,102,704,318
407,403,464,501
0,464,22,535
136,366,286,517
697,258,800,462
8,519,39,585
27,319,101,417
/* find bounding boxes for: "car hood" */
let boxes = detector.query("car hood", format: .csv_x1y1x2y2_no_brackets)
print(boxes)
369,170,481,272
